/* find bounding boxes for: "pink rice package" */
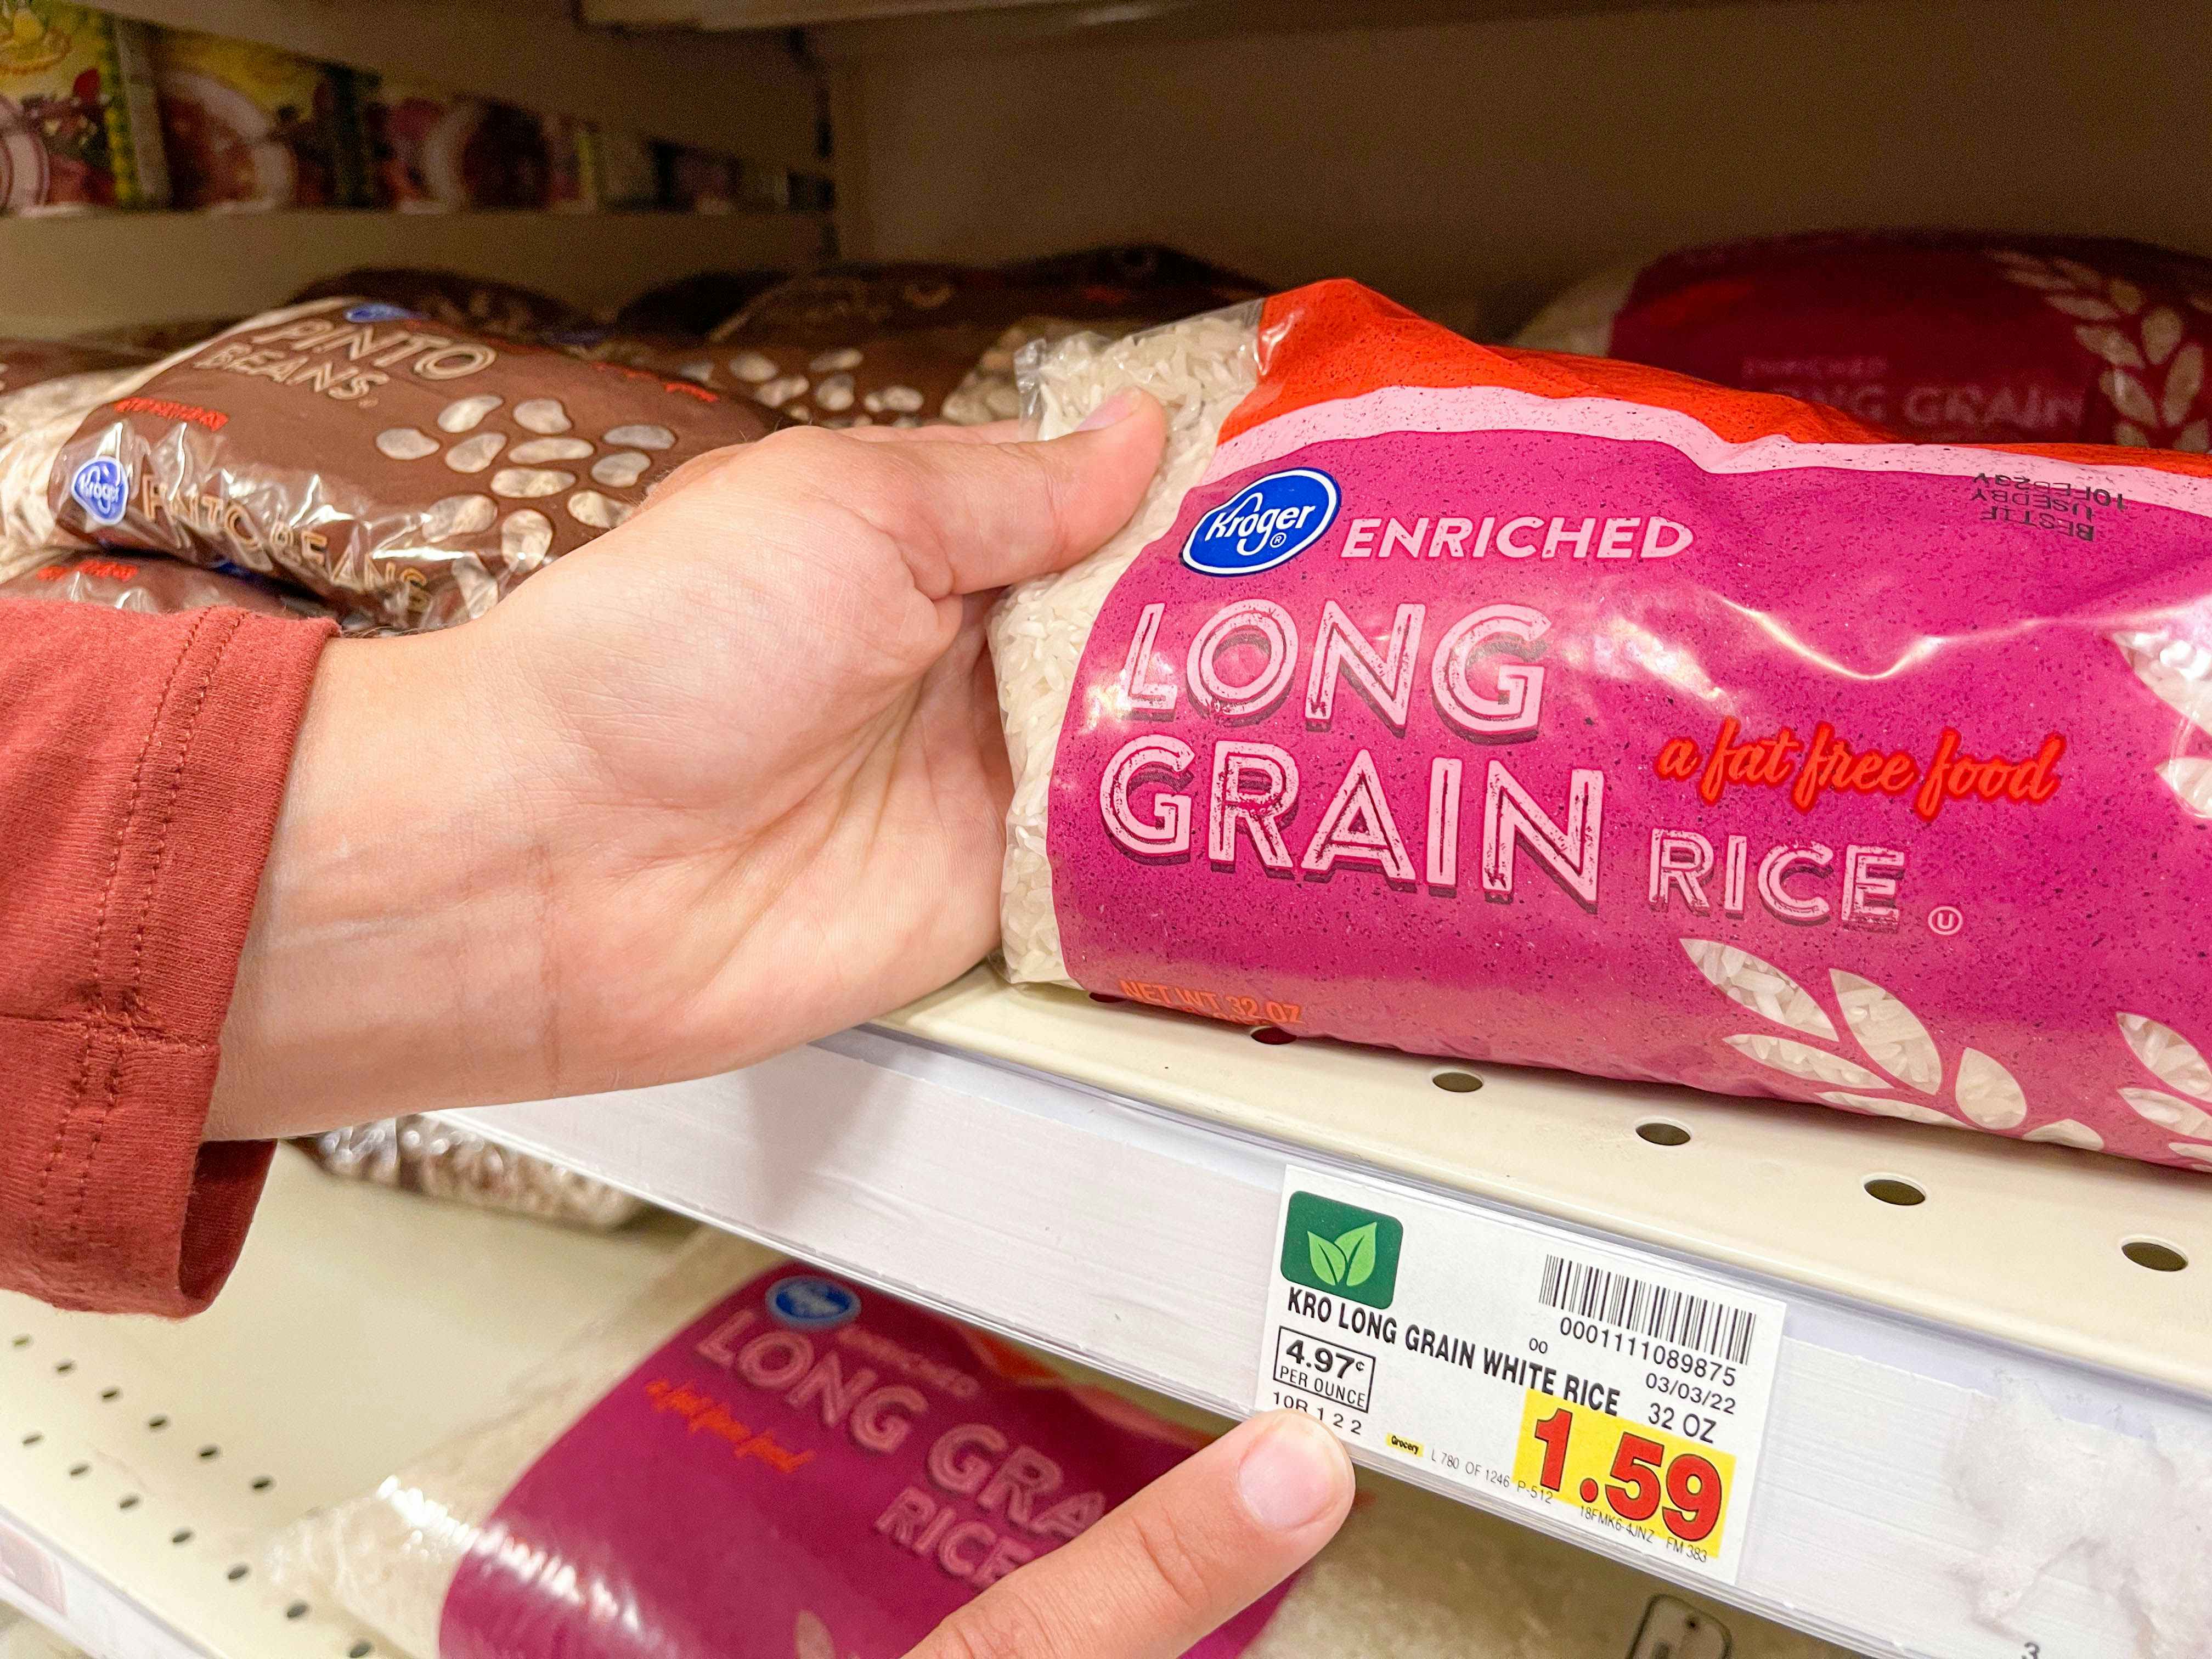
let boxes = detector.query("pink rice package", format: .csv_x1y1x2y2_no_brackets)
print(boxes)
995,281,2212,1172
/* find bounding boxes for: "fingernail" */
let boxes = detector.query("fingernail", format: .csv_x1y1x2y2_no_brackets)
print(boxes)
1075,389,1141,432
1236,1413,1347,1532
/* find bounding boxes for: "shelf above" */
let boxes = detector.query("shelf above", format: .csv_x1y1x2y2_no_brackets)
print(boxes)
0,211,832,340
449,967,2212,1659
586,0,1772,58
89,0,822,168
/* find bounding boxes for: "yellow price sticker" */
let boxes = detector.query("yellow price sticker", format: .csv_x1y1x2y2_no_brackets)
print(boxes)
1510,1391,1735,1559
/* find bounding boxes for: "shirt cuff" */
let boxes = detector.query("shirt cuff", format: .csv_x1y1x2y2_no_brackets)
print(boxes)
0,605,332,1316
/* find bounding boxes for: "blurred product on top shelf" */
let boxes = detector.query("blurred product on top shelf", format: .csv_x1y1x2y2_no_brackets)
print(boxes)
150,26,366,210
656,142,778,214
1517,230,2212,450
590,126,658,210
290,266,592,340
997,279,2212,1174
1,548,322,614
704,248,1268,427
292,1121,646,1229
271,1231,1848,1659
12,298,778,628
0,1,166,212
360,77,571,212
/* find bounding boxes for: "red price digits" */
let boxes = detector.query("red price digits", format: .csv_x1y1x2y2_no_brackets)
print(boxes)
1529,1408,1725,1544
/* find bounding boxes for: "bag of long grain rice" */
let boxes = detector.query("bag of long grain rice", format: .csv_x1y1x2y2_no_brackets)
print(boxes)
1516,232,2212,452
994,279,2212,1173
270,1231,1851,1659
19,297,777,628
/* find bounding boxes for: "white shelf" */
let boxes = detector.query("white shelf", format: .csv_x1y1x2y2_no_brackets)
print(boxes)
0,1147,1864,1659
0,211,832,340
0,1154,696,1659
447,968,2212,1659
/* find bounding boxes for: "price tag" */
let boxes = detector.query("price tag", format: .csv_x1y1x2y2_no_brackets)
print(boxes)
1254,1165,1785,1582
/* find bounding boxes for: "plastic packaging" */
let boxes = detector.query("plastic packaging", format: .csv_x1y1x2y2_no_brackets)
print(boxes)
994,280,2212,1172
292,1119,645,1231
271,1231,1852,1659
0,1,167,212
0,549,319,615
34,297,779,628
150,26,365,209
1516,232,2212,451
287,268,592,341
704,251,1266,428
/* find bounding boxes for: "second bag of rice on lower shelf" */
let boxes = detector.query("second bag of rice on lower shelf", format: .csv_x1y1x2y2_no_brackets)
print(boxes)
270,1228,1852,1659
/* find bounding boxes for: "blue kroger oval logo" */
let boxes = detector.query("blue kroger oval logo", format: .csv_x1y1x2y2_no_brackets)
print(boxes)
766,1274,861,1330
1182,469,1341,576
69,457,129,527
343,302,422,323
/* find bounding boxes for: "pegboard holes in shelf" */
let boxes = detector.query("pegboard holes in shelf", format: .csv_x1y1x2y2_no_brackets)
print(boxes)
2122,1238,2188,1273
1251,1025,1297,1046
1864,1177,1927,1208
1636,1120,1692,1147
1431,1070,1483,1093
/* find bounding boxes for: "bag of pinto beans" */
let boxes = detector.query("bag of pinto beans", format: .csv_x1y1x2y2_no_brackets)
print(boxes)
995,279,2212,1173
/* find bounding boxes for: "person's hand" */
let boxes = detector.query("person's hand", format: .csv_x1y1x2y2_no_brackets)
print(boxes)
210,397,1165,1136
910,1411,1354,1659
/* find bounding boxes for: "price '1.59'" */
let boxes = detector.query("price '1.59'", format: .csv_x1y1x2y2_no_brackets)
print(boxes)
1511,1391,1735,1559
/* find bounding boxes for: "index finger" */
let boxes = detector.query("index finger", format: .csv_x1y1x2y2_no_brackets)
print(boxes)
904,1410,1352,1659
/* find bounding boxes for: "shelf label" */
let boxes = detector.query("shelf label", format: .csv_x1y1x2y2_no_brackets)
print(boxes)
1254,1165,1786,1582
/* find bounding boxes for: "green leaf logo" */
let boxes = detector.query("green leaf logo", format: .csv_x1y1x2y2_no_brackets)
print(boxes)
1336,1222,1378,1288
1307,1231,1348,1286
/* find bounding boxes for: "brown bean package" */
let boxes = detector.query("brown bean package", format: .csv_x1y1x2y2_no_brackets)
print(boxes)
48,297,781,630
699,249,1268,427
0,337,152,403
0,549,319,616
289,268,591,342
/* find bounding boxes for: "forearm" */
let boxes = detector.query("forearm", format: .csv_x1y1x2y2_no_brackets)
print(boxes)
209,632,560,1139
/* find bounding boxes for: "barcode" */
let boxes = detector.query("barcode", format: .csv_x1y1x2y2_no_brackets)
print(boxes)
1539,1254,1757,1364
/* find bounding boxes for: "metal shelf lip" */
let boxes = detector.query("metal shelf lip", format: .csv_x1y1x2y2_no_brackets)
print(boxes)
446,969,2212,1658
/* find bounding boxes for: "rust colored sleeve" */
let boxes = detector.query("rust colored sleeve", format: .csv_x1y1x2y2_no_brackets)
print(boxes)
0,598,335,1314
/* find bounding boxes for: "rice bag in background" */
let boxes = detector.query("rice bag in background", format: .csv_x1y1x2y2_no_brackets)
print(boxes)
0,1,166,212
150,26,366,210
359,78,561,211
996,279,2212,1173
291,1120,645,1230
40,297,781,628
1516,232,2212,451
271,1231,1852,1659
707,250,1268,428
289,267,592,341
0,549,321,616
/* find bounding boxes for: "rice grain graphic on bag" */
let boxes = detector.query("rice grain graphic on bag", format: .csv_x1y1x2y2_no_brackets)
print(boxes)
995,281,2212,1173
42,297,779,628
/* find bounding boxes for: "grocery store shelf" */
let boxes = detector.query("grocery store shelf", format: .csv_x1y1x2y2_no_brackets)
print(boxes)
0,211,832,340
0,1154,696,1659
588,0,1768,56
89,0,821,168
450,968,2212,1659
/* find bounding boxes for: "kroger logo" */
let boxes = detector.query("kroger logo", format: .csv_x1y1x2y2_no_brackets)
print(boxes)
766,1275,861,1331
69,457,129,527
344,302,422,323
1182,469,1341,576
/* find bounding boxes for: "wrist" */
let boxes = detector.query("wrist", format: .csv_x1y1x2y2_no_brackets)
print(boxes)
209,627,560,1138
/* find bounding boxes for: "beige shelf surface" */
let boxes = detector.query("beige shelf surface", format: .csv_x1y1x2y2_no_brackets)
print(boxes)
0,211,832,339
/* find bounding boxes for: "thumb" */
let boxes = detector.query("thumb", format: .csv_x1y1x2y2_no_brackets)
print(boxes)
905,1411,1352,1659
862,387,1167,598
